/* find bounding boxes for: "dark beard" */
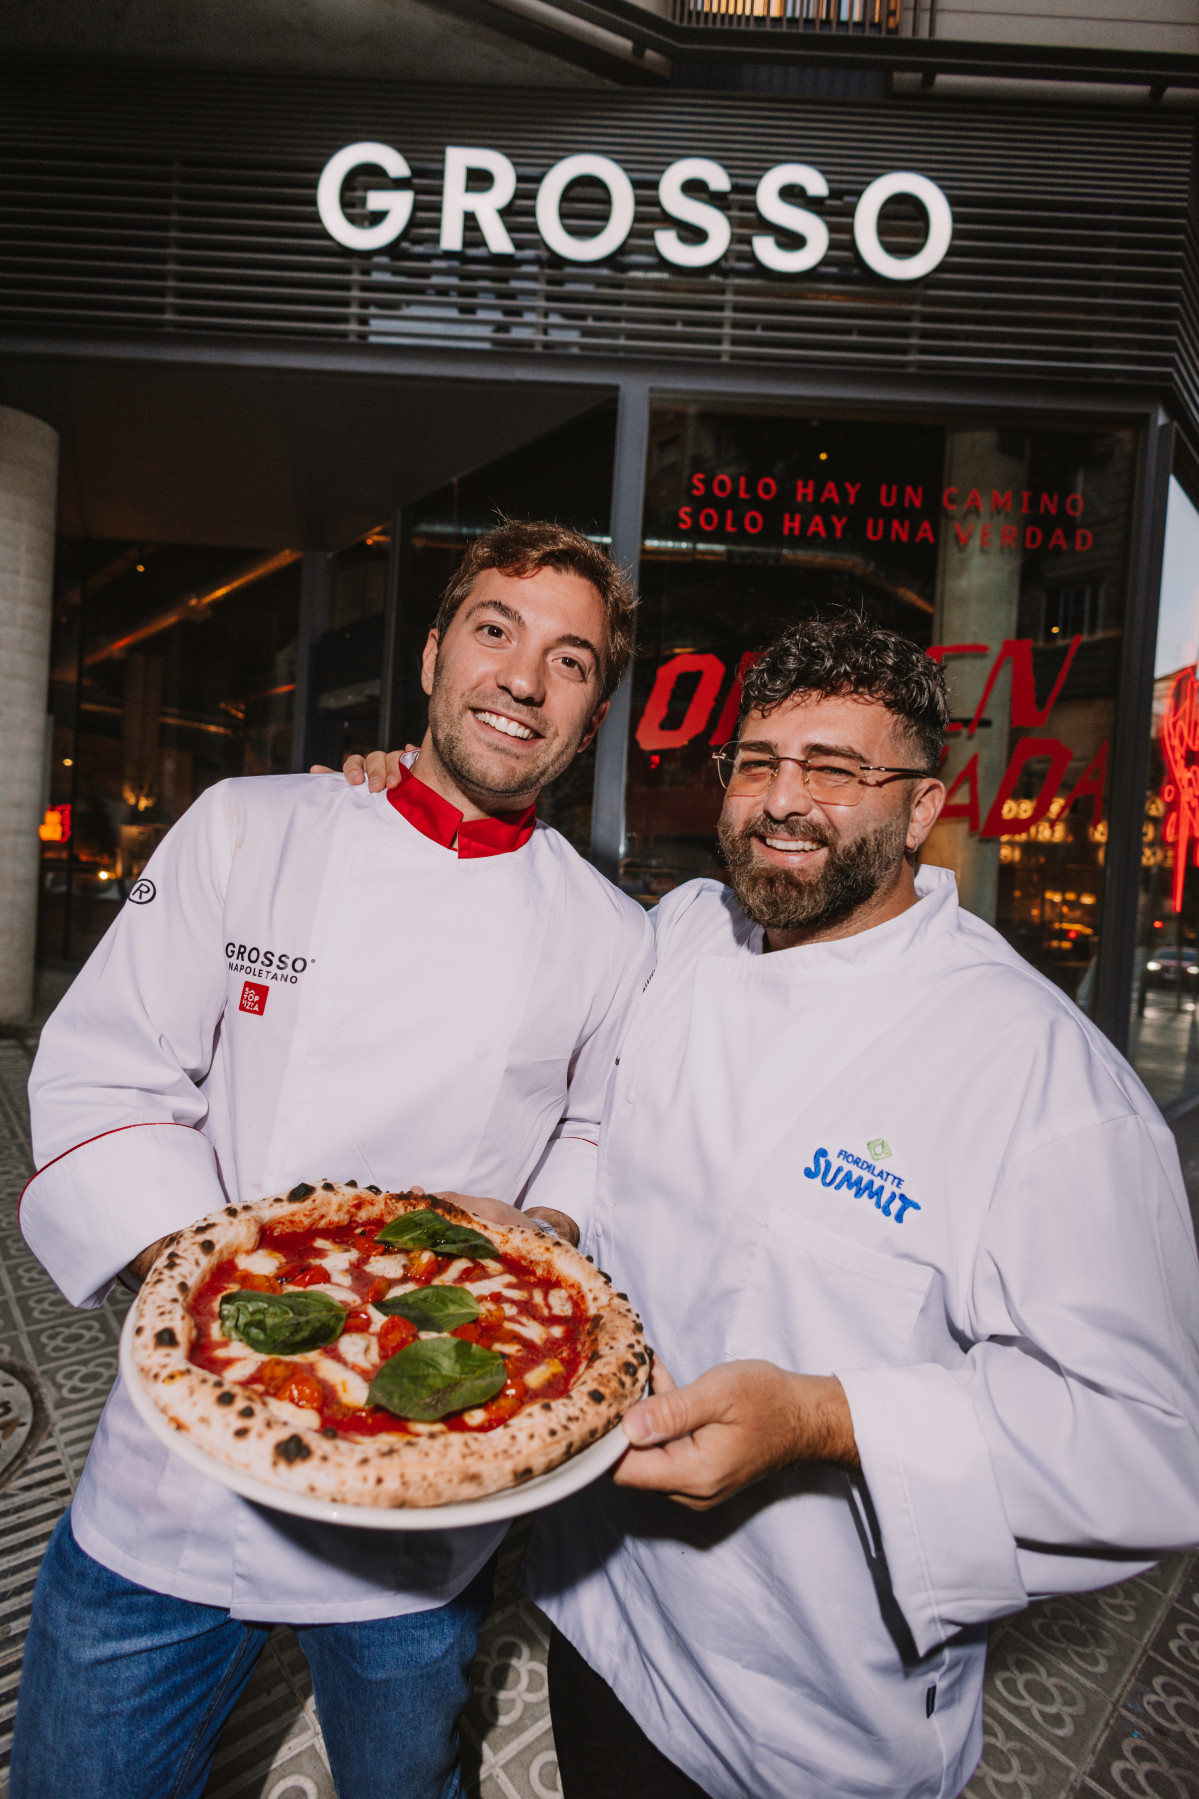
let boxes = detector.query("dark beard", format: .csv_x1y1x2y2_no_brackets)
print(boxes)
717,808,910,936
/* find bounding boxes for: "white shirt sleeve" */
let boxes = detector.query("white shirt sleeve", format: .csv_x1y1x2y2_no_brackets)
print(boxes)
839,1111,1199,1658
22,783,238,1309
520,901,655,1238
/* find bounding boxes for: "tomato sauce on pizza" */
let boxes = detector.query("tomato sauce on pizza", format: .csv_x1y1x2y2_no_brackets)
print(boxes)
187,1213,589,1439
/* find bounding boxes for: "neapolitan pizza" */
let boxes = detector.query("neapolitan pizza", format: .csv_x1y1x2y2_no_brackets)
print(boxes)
130,1184,648,1507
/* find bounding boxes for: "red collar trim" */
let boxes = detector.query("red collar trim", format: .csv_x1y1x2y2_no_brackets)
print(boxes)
386,763,536,858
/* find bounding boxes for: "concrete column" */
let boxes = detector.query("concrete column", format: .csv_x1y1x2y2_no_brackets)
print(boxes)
0,407,60,1025
924,430,1027,925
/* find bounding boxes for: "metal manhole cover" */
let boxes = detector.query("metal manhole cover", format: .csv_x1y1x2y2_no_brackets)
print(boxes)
0,1360,47,1488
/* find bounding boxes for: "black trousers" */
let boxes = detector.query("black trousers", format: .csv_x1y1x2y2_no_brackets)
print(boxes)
548,1626,713,1799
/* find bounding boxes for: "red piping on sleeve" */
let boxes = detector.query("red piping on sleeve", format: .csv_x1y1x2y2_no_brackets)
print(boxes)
18,1121,203,1222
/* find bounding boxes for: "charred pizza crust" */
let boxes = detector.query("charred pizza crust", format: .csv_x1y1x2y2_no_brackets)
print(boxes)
131,1184,648,1507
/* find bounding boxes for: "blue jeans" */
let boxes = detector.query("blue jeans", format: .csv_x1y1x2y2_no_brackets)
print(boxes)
11,1512,495,1799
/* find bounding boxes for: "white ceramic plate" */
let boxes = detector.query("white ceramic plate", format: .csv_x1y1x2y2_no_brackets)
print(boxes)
118,1306,631,1530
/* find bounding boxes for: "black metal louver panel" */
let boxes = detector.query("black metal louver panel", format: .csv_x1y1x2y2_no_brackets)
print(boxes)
1176,139,1199,460
0,62,1192,408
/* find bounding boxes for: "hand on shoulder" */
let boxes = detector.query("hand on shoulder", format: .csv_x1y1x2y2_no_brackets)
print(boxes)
309,750,415,792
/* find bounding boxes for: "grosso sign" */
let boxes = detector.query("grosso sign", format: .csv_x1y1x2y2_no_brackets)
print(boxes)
316,142,954,282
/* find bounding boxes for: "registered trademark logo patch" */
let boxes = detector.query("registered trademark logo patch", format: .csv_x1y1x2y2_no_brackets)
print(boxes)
239,980,269,1016
127,878,156,905
867,1138,891,1160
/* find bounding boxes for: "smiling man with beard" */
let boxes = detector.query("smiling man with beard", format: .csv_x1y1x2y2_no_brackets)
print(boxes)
522,614,1199,1799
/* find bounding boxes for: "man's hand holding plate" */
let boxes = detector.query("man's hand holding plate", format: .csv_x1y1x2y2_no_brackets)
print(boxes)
614,1356,859,1510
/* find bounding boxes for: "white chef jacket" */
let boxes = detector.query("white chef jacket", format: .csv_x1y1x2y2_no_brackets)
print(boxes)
524,865,1199,1799
22,772,652,1622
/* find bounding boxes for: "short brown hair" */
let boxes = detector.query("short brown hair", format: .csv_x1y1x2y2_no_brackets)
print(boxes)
740,614,949,772
434,519,636,702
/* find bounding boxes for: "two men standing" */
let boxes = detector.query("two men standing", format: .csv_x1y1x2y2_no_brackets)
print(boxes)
15,526,1199,1799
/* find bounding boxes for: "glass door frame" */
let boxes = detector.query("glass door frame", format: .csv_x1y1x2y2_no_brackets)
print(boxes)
589,376,1176,1056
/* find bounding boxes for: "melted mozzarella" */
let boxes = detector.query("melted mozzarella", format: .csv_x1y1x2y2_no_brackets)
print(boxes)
432,1259,471,1285
314,1249,354,1274
337,1333,377,1374
286,1282,358,1304
365,1255,411,1280
218,1354,263,1382
312,1355,370,1408
525,1358,564,1389
504,1315,548,1344
546,1289,573,1317
235,1250,284,1276
466,1276,525,1296
270,1399,322,1430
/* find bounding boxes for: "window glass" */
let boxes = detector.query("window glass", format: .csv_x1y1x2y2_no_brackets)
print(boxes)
40,542,301,965
307,530,392,771
630,402,1135,1001
1130,475,1199,1109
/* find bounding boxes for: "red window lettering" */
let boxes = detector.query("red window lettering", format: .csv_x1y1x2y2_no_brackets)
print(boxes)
635,653,727,753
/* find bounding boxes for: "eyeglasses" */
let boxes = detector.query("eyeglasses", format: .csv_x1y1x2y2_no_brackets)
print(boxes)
712,747,934,806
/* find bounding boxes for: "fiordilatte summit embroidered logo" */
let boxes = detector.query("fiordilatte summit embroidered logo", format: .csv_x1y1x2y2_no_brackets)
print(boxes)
803,1146,920,1225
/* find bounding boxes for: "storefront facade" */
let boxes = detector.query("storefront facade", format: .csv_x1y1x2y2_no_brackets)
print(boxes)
2,57,1197,1098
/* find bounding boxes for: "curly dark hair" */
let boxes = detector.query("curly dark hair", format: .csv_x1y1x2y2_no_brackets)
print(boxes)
739,614,948,772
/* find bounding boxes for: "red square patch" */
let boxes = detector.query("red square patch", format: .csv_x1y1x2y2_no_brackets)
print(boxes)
239,980,269,1016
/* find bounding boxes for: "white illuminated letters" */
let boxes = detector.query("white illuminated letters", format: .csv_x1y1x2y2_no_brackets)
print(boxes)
316,142,414,252
315,140,955,284
852,171,953,282
655,159,731,269
752,164,830,275
440,147,518,254
536,154,635,264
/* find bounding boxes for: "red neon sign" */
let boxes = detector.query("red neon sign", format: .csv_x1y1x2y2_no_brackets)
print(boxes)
1161,667,1199,914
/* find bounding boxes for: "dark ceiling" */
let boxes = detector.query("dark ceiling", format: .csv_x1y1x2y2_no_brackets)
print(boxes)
0,356,609,550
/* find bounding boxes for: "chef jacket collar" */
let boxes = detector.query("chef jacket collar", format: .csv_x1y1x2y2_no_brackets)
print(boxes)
745,864,960,973
386,760,536,858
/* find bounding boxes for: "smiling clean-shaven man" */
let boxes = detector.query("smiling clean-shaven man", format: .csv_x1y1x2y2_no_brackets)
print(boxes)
520,614,1199,1799
13,521,652,1799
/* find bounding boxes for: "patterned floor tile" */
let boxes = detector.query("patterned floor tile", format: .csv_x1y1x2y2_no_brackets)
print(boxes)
3,985,1199,1799
963,1710,1081,1799
984,1641,1115,1770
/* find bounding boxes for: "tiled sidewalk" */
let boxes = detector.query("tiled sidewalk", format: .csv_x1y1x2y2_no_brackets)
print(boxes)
2,1027,1197,1799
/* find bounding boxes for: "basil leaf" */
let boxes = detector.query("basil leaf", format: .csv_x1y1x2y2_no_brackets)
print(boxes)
376,1286,481,1332
376,1209,498,1261
368,1336,506,1421
219,1288,346,1356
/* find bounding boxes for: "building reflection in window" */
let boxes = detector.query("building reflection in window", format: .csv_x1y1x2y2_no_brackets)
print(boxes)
629,403,1134,1003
